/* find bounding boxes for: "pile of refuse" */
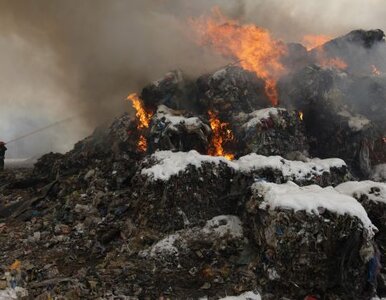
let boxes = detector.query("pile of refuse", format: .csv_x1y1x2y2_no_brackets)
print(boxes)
1,29,386,299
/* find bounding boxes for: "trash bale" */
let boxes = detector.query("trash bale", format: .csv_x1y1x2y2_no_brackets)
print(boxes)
336,181,386,296
280,64,385,177
137,215,257,298
148,105,211,153
141,70,198,112
129,151,237,233
232,107,309,157
245,181,377,299
235,153,351,188
196,66,270,117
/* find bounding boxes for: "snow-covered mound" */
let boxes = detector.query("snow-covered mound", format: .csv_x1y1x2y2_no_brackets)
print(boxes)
336,181,386,204
253,181,376,235
141,150,346,182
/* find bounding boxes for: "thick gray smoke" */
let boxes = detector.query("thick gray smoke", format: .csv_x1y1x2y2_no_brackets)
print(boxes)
0,0,385,157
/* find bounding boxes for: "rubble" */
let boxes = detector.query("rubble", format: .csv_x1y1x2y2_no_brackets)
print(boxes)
2,28,386,299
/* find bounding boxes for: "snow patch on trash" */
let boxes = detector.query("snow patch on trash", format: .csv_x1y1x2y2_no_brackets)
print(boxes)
335,181,386,204
219,291,261,300
236,153,346,181
141,150,346,182
240,107,285,129
155,105,203,130
140,215,243,258
253,181,376,235
141,150,234,181
0,287,29,300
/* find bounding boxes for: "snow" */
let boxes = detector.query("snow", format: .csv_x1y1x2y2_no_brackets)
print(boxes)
219,291,261,300
253,181,376,235
335,181,386,204
141,150,233,181
155,105,203,130
240,108,285,129
0,287,28,300
237,153,346,181
141,215,243,258
141,150,346,182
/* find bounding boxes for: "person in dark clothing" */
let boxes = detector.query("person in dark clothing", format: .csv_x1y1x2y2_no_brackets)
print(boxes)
0,142,7,171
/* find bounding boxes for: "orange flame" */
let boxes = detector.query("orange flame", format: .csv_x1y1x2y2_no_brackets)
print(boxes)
127,93,153,152
208,111,234,160
191,9,287,106
299,111,304,121
127,93,153,129
319,57,348,70
302,35,331,51
372,65,381,76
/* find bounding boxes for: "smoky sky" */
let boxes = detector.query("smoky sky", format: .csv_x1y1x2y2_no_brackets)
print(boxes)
0,0,385,157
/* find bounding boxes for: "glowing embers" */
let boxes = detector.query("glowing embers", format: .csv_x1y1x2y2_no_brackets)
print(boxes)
302,35,332,51
127,93,153,152
299,111,304,121
208,110,234,160
372,65,381,76
191,8,287,106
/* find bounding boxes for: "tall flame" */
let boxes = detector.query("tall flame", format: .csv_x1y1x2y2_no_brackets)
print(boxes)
208,110,234,160
127,93,153,152
302,35,331,51
191,9,287,106
127,93,153,129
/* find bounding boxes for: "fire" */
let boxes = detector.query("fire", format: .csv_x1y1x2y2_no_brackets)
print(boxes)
208,111,234,160
127,93,153,129
302,35,331,51
127,93,153,152
299,111,304,121
138,135,148,152
320,57,348,70
191,8,287,106
372,65,381,76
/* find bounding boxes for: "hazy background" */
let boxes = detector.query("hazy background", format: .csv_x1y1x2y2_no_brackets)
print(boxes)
0,0,385,157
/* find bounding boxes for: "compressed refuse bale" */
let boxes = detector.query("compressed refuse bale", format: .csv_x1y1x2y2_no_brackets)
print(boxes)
141,70,198,112
148,105,211,153
280,64,386,177
232,107,309,157
245,181,376,299
336,181,386,296
130,150,351,234
196,66,270,116
130,152,237,233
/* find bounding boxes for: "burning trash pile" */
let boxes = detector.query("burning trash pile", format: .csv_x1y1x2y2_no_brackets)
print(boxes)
2,14,386,299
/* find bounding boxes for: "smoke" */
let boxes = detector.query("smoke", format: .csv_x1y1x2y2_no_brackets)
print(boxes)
0,0,385,157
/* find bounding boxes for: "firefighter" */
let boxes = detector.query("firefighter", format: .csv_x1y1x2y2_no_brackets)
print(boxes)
0,141,7,171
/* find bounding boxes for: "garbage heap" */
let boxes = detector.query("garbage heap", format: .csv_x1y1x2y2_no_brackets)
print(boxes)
1,29,386,300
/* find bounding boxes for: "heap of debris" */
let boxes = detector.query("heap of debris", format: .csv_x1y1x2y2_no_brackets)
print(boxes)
1,29,386,299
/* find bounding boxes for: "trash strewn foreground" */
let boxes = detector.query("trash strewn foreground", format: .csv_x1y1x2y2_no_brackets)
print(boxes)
1,29,386,299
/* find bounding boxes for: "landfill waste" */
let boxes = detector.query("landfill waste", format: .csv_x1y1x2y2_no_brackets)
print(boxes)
1,29,386,299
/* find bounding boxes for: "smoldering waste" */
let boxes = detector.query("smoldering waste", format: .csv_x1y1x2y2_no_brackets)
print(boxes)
1,29,386,299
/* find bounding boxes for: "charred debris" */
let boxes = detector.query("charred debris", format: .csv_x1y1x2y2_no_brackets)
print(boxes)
1,29,386,299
